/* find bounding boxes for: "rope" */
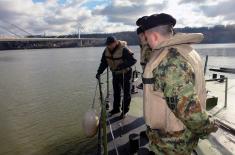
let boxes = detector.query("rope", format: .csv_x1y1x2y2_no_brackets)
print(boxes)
107,118,119,155
97,116,102,155
91,80,98,109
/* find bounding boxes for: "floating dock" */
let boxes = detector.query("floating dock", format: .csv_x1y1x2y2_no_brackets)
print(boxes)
102,75,235,155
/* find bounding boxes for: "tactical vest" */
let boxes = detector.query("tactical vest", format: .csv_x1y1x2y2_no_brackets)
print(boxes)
143,33,206,132
105,41,130,74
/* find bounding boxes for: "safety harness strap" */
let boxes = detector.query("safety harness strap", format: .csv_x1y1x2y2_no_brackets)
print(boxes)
142,77,155,84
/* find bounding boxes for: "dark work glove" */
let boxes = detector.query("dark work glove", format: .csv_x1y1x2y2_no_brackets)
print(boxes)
95,73,100,79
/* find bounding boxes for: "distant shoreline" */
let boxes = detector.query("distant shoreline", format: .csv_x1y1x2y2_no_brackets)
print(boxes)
1,24,235,50
1,42,235,51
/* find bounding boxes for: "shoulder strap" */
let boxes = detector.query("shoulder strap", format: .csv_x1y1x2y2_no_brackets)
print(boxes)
144,48,169,79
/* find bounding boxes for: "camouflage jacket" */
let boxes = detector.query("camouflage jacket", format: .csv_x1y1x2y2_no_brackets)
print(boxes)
152,48,217,139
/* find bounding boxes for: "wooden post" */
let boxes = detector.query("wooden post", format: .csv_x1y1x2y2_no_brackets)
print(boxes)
98,77,108,155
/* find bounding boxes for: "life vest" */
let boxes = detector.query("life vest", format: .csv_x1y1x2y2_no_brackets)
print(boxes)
105,40,131,74
143,33,206,132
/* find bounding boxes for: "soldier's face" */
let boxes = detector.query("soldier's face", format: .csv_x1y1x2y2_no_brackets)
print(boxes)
107,42,117,50
144,31,157,49
138,33,147,44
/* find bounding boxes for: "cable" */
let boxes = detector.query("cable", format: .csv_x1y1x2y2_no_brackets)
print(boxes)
0,25,22,37
107,118,119,155
97,116,102,155
0,19,32,36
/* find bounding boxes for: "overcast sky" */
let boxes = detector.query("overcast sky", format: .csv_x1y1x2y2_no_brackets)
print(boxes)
0,0,234,36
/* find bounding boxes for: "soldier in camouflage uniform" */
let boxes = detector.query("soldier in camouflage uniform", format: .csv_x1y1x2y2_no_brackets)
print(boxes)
136,16,153,71
136,16,153,89
141,13,218,155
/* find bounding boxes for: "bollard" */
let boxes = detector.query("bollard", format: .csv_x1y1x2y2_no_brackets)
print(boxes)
139,130,149,147
129,133,140,154
219,75,225,83
137,147,149,155
212,73,217,79
206,97,218,111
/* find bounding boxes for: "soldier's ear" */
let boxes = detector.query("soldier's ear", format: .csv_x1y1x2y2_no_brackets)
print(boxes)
153,32,158,42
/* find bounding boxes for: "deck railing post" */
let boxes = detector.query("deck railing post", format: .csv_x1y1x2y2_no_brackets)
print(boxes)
224,77,228,108
105,68,110,110
106,68,109,99
204,55,208,75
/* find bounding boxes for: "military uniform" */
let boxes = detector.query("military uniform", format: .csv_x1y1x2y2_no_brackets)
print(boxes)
138,13,218,154
136,16,153,90
142,33,218,155
97,39,136,115
140,13,218,155
147,127,198,155
136,16,152,71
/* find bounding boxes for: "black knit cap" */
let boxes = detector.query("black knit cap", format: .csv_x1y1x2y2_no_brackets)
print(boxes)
137,27,144,35
136,16,149,26
142,13,176,31
105,36,117,45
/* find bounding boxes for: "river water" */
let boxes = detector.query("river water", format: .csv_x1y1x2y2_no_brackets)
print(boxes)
0,44,235,155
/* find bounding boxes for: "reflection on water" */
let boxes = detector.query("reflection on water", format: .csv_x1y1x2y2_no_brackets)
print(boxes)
0,44,235,155
193,43,235,57
0,56,18,62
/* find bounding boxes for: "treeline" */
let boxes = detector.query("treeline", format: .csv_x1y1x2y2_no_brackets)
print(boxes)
1,25,234,50
79,25,235,45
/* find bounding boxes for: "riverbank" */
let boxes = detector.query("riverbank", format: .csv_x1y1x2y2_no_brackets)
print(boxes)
0,39,104,50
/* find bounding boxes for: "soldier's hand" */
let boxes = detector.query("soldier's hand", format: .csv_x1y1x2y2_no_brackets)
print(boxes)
95,73,100,79
115,64,123,71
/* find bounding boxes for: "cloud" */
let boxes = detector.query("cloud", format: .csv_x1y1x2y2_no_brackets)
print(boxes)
179,0,208,4
200,0,235,21
0,0,234,36
0,0,96,35
93,0,168,26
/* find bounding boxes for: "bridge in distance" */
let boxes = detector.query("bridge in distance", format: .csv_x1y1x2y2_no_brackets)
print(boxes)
0,20,106,49
0,37,106,50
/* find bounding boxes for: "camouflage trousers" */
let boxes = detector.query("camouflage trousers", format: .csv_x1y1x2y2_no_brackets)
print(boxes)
146,126,199,155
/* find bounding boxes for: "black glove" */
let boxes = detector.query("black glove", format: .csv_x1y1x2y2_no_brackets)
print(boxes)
95,73,100,79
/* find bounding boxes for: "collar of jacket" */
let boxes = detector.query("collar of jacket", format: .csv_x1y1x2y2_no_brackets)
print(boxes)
109,40,127,53
153,33,204,50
